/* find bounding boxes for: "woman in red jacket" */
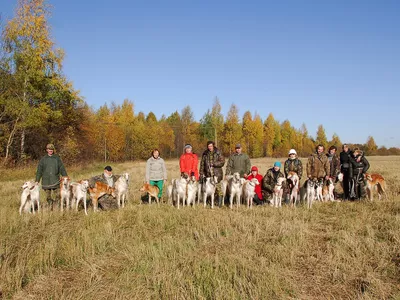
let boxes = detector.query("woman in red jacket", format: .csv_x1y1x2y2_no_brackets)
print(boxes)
247,166,264,205
179,144,199,180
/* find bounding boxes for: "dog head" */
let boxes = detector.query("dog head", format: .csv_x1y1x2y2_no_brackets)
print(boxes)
79,180,89,191
276,177,286,186
122,172,130,183
60,176,71,189
232,172,240,183
249,178,260,186
22,180,36,190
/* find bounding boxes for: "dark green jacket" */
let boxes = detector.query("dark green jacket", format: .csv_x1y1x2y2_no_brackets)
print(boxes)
226,153,251,178
35,154,67,189
262,168,286,192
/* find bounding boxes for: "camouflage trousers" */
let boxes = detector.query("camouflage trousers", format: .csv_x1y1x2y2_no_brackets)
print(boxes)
98,194,119,210
44,188,60,211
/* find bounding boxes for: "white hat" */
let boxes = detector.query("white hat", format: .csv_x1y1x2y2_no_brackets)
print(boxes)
288,149,297,155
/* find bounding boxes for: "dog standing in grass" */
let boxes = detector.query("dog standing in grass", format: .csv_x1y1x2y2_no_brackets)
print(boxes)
20,180,40,215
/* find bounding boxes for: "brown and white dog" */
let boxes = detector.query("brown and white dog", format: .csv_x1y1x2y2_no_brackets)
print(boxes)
271,177,286,208
323,178,335,201
365,173,387,201
71,180,90,215
20,180,40,215
304,179,316,209
139,183,160,205
60,176,71,212
89,182,115,212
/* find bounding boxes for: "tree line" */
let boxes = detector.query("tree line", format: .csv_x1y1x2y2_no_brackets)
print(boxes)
1,0,398,166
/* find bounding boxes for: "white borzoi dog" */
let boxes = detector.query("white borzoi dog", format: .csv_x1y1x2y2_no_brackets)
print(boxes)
71,180,90,215
287,171,300,207
60,176,71,212
114,172,130,208
243,178,260,209
228,172,244,209
203,176,218,209
174,176,189,209
19,180,40,215
315,180,324,202
304,178,316,209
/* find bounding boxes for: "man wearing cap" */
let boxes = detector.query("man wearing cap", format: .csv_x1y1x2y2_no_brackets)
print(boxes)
35,143,68,211
179,144,199,180
283,149,303,204
199,141,225,206
225,143,251,178
306,144,330,183
247,166,264,205
89,166,120,210
262,161,286,201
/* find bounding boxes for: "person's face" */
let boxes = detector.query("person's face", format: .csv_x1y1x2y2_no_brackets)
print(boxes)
235,147,242,154
289,153,296,158
46,148,54,156
329,149,336,155
317,146,324,154
343,146,349,152
185,147,192,153
274,166,280,172
208,144,214,152
104,169,112,176
153,150,159,158
251,170,257,176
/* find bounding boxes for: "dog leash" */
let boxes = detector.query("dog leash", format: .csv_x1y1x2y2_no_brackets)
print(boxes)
40,182,60,189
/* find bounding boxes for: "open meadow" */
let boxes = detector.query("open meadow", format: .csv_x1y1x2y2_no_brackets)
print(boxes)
1,156,400,299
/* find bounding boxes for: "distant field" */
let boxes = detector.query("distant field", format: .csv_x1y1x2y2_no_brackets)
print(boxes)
0,156,399,299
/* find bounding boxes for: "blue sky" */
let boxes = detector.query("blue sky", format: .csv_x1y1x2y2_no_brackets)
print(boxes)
1,0,399,148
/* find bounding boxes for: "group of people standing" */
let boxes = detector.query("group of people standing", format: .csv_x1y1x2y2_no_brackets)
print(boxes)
164,141,369,204
34,140,370,211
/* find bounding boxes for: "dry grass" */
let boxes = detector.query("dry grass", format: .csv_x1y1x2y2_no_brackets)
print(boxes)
1,156,400,299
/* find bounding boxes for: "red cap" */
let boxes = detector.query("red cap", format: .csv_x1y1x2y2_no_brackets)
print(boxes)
251,166,258,172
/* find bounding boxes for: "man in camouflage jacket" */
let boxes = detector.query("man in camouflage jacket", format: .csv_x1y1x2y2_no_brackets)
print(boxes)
89,166,120,210
306,145,330,182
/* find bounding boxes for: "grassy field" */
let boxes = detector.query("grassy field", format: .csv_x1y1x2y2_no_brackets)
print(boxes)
0,156,399,299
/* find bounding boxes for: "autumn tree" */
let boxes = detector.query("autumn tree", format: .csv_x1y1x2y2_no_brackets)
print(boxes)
222,104,242,155
365,136,378,156
211,97,224,148
263,113,276,157
315,125,328,150
2,0,81,161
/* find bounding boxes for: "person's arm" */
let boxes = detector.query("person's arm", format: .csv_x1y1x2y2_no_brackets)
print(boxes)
306,156,312,178
284,160,289,177
245,155,251,175
58,156,68,177
214,152,225,168
179,154,184,173
35,158,43,183
162,159,167,180
192,154,199,179
145,160,150,183
297,160,303,179
225,156,233,175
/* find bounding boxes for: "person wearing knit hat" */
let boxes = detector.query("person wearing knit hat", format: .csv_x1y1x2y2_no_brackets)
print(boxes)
35,143,68,211
283,148,303,204
261,161,286,203
226,143,251,178
179,144,199,180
